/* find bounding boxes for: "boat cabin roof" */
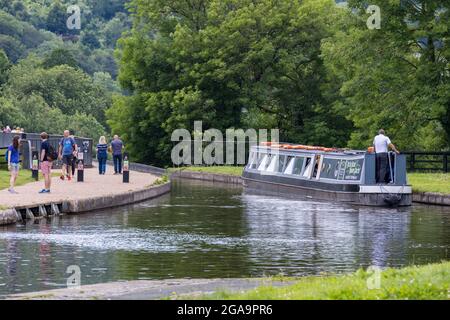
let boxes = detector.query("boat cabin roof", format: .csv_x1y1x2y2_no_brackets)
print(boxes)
252,143,367,157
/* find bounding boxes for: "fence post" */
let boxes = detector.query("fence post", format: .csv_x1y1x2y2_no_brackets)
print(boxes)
409,153,415,172
444,154,448,173
31,151,39,181
123,153,129,183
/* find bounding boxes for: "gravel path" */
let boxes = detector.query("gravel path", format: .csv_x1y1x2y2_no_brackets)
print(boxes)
0,165,158,209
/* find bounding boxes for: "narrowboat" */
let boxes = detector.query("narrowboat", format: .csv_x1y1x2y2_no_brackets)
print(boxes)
242,143,412,206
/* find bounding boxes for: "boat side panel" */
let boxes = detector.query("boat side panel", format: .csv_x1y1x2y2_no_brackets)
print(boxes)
243,178,412,206
242,170,360,192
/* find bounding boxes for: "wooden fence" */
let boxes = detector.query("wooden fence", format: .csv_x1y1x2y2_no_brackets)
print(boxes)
402,151,449,173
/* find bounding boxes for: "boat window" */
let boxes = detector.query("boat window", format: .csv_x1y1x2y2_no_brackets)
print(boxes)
302,157,313,178
266,155,278,172
320,158,341,179
277,155,287,172
248,151,260,169
284,157,304,175
257,154,271,171
312,155,322,179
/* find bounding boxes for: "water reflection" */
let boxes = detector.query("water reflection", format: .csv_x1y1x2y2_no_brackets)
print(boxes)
0,179,449,295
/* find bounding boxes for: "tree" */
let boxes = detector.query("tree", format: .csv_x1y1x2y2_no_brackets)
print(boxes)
46,1,67,34
0,34,25,62
321,0,450,150
3,55,111,132
0,49,10,86
42,48,79,69
109,0,350,165
81,30,101,49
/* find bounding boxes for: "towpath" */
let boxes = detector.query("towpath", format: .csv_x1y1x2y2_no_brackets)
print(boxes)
0,165,158,209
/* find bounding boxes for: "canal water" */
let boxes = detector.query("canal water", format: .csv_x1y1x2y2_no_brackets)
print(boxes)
0,179,449,296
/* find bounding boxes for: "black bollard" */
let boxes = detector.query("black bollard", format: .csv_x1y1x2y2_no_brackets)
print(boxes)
77,159,84,182
123,154,129,183
31,151,39,181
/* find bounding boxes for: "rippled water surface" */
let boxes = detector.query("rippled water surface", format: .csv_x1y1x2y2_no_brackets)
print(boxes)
0,179,449,295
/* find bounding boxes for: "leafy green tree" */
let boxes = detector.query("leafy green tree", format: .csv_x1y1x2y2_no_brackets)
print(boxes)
46,1,67,34
0,34,25,62
4,55,111,128
81,30,101,49
322,0,450,150
109,0,351,165
0,96,22,128
0,49,11,86
42,48,79,69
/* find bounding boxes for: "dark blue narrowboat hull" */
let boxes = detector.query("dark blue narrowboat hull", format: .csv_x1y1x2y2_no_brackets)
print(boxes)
242,171,412,207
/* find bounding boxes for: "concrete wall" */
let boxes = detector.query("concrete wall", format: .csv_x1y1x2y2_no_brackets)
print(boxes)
0,209,19,226
412,192,450,206
62,182,171,213
171,170,243,185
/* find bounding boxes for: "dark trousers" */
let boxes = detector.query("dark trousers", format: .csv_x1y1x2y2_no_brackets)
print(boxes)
98,155,107,174
113,154,122,173
376,152,389,183
71,157,77,176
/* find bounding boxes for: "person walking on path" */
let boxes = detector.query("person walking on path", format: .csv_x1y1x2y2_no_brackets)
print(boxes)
6,135,21,194
110,135,124,174
39,132,54,193
96,136,108,175
373,129,400,183
58,130,78,181
70,130,77,177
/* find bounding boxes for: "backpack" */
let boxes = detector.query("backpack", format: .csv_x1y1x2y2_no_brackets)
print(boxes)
47,144,58,161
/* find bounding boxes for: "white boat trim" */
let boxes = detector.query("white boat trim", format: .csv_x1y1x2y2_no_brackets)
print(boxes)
359,185,412,194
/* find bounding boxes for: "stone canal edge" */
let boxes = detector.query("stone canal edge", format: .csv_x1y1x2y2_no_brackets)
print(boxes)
0,182,171,226
0,162,171,226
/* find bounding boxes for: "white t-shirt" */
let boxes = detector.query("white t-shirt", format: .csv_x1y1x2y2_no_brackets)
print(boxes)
373,134,391,153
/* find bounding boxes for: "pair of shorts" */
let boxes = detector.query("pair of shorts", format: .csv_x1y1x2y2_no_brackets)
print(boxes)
62,154,73,166
40,161,52,175
9,163,20,172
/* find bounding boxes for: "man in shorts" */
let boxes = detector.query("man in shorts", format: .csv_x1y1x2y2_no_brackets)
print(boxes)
58,130,77,181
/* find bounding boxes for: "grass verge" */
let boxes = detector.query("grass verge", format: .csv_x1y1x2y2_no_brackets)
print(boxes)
0,169,58,190
199,262,450,300
407,173,450,194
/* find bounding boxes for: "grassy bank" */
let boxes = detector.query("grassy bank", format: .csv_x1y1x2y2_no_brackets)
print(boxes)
200,262,450,300
407,173,450,194
0,169,57,190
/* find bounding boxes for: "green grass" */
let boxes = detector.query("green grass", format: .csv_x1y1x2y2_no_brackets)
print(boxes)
170,166,244,176
408,173,450,194
152,174,169,186
199,262,450,300
0,169,58,191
